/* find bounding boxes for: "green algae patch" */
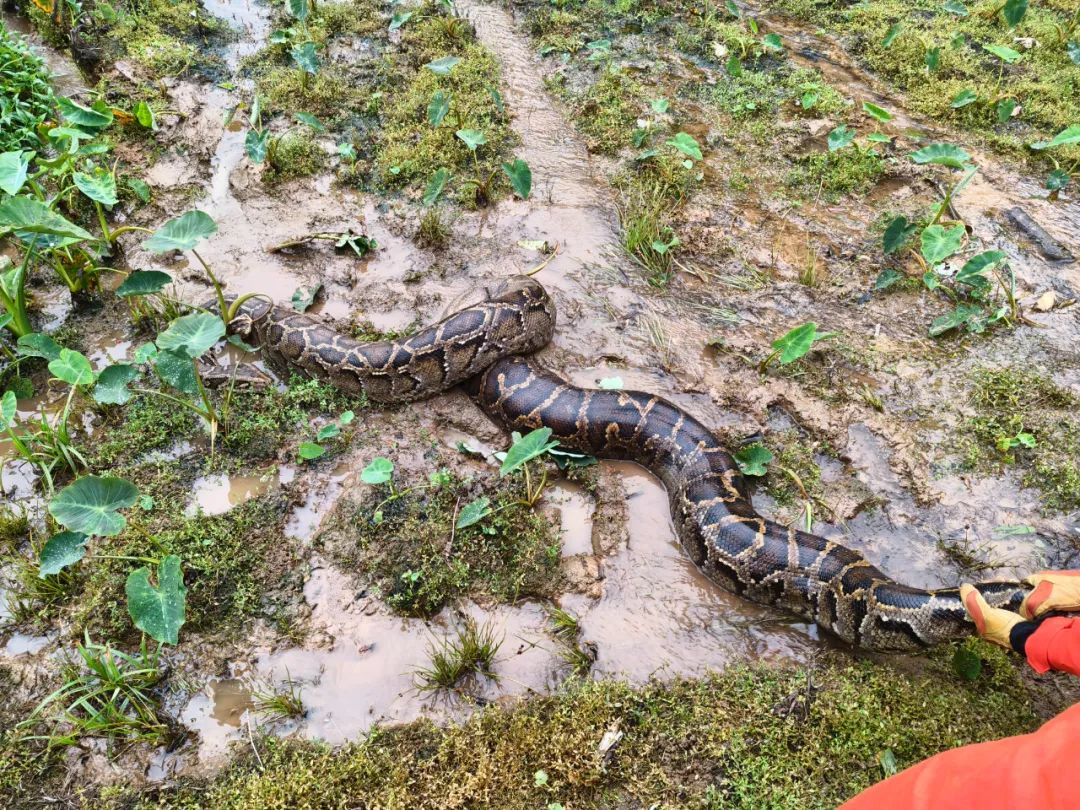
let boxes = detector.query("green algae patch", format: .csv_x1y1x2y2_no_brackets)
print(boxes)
129,648,1037,809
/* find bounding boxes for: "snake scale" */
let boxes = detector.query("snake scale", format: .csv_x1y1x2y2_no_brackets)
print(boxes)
226,276,1028,651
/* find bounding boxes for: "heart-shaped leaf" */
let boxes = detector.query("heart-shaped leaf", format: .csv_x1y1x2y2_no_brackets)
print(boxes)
500,428,559,475
456,129,487,151
1031,125,1080,151
0,150,32,196
154,349,198,394
501,159,532,199
291,42,320,74
929,303,983,336
666,132,703,160
456,496,492,529
910,143,971,169
245,129,270,164
156,312,226,359
143,210,217,253
983,43,1021,63
361,457,394,484
299,442,326,460
49,348,95,386
39,531,89,577
423,168,451,206
74,166,119,206
16,333,62,361
734,444,773,476
956,250,1006,285
287,0,308,22
126,555,186,645
425,55,461,75
57,97,114,130
294,112,325,132
133,100,156,130
50,475,139,537
827,125,855,151
93,363,139,405
428,91,451,127
882,215,916,254
389,9,413,29
116,270,172,298
0,196,94,242
919,224,965,266
771,322,835,364
950,89,978,109
862,102,892,122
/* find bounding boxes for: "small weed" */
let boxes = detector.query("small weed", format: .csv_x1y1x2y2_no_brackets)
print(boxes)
415,209,450,248
252,675,306,721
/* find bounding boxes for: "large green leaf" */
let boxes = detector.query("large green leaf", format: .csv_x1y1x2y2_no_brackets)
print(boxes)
771,322,835,365
983,43,1021,63
154,349,198,394
456,496,492,529
423,168,450,206
0,196,94,242
49,475,140,537
48,348,95,386
73,166,119,206
882,215,916,255
156,312,226,359
0,389,15,430
16,333,62,361
956,250,1006,285
733,444,773,476
456,129,487,151
56,97,114,130
93,363,139,405
500,428,559,475
1031,125,1080,151
827,125,855,151
425,55,461,75
361,457,394,484
126,555,187,645
287,0,308,22
502,159,532,199
39,531,89,577
666,132,703,160
0,150,32,196
291,42,320,74
909,143,971,169
116,270,172,298
428,91,451,127
919,224,965,266
143,210,217,253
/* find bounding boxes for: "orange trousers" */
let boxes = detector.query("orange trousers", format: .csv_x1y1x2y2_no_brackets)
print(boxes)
840,617,1080,810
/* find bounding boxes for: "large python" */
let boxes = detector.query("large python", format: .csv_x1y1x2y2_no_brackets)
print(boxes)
224,276,1028,651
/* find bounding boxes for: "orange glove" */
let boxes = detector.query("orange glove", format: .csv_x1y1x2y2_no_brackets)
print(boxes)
1019,571,1080,620
960,584,1023,649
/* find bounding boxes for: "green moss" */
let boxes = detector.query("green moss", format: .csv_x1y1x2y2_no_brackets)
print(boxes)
88,394,199,469
773,0,1080,162
375,15,513,195
0,506,29,550
787,145,884,199
565,69,642,155
100,0,230,75
255,64,367,120
961,367,1080,511
266,131,327,181
222,376,359,461
130,647,1036,809
324,470,561,616
762,430,831,518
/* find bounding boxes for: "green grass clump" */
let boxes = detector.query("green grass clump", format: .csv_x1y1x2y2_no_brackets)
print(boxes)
962,367,1080,511
266,131,327,181
0,507,29,550
787,145,885,199
325,472,561,617
417,619,502,690
0,26,55,153
125,646,1036,809
89,394,199,468
567,69,642,155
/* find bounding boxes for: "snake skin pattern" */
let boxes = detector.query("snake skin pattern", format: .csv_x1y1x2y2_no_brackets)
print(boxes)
227,276,1028,651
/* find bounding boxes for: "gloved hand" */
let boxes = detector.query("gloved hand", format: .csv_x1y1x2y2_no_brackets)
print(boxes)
1020,571,1080,620
960,584,1023,649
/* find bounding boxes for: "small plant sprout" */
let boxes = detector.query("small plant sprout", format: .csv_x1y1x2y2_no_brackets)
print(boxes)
862,102,893,144
759,323,837,373
1030,125,1080,195
298,409,355,461
416,618,502,691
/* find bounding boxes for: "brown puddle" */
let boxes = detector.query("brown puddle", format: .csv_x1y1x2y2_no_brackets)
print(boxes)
186,471,279,516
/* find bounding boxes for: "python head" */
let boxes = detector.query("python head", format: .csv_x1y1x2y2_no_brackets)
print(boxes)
205,294,275,346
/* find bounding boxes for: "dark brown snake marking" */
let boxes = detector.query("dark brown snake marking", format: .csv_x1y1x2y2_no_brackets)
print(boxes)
227,276,1028,651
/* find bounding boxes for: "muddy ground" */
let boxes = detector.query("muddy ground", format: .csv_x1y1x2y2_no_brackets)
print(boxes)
1,0,1079,805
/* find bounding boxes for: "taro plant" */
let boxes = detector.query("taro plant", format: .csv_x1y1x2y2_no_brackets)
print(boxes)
909,142,978,224
114,269,179,327
759,323,836,374
359,456,454,524
142,211,264,331
497,427,560,507
267,0,321,92
1030,125,1080,195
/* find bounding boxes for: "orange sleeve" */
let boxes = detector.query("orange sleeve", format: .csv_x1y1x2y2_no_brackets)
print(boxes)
838,701,1080,810
1025,616,1080,675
